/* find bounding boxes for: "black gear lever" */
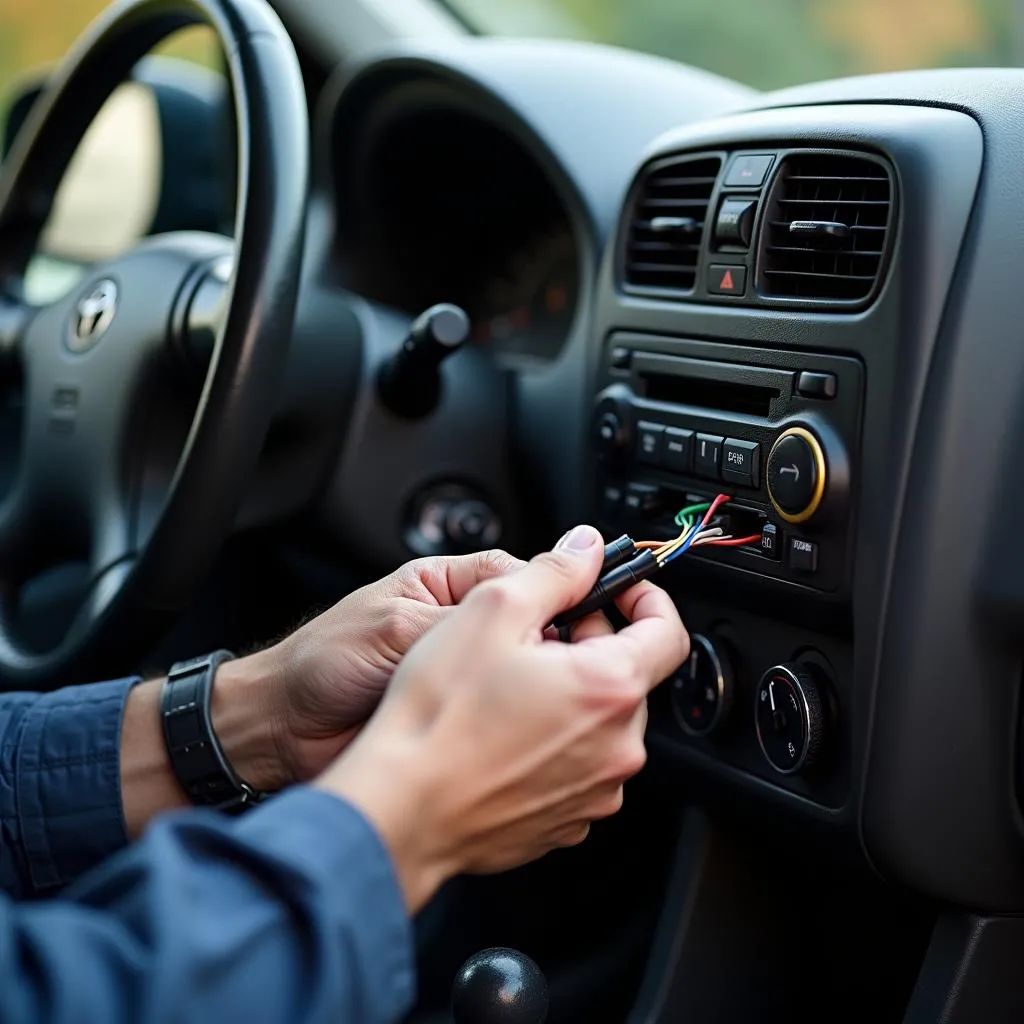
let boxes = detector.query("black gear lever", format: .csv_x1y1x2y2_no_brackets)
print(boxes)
378,302,470,418
451,948,549,1024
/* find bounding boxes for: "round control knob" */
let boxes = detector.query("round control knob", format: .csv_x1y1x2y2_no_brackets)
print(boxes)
592,384,633,464
452,948,549,1024
754,663,825,774
594,411,625,459
766,426,827,524
669,634,734,737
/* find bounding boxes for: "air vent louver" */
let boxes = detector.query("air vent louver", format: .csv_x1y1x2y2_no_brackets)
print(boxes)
623,155,721,292
760,153,892,303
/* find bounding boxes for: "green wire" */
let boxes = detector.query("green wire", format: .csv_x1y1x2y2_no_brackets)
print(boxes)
674,502,711,528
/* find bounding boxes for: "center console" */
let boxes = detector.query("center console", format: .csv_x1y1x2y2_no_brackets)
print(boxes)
593,336,861,593
586,102,983,841
591,333,861,805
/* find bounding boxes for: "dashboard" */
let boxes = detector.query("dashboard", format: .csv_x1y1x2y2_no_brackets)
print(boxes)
299,45,1024,924
8,14,1024,1015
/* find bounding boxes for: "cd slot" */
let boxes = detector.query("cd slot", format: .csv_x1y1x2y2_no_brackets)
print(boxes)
640,372,776,417
630,352,789,419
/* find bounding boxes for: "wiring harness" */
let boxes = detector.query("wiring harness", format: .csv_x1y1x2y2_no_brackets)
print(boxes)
551,493,761,629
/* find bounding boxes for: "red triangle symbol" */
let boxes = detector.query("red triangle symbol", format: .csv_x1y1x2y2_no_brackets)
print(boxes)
720,269,735,291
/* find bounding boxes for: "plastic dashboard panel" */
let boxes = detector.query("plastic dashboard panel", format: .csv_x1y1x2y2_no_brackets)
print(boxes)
593,102,984,887
313,42,1024,911
744,72,1024,911
593,84,1024,912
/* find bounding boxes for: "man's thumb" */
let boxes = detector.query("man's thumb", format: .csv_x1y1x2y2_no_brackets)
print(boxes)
468,524,605,630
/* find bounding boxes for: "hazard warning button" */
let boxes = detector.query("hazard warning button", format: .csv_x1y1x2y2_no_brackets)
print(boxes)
708,264,747,296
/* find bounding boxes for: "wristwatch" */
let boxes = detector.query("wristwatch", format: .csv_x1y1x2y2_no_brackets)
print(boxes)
160,650,267,813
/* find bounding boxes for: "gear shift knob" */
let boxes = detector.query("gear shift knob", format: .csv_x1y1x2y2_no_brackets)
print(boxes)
377,302,470,418
451,948,549,1024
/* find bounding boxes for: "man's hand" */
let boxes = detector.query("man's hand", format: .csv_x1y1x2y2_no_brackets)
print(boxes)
213,550,523,790
316,525,689,912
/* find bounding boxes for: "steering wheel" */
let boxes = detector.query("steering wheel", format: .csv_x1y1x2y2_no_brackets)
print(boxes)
0,0,307,687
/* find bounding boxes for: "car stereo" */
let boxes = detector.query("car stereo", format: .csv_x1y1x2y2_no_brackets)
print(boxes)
590,333,863,595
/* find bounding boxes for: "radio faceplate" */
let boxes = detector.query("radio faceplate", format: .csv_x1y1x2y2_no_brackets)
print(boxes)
591,334,863,595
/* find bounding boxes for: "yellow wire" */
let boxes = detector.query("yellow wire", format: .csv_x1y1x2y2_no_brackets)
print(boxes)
654,524,695,562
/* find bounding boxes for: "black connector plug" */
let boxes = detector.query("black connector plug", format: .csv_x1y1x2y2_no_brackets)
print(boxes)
602,534,638,573
551,549,660,629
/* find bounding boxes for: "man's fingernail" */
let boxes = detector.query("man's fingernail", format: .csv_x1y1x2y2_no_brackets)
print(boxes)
557,525,600,551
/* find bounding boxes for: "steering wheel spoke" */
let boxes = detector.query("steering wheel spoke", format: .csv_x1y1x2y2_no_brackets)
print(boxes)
0,293,29,376
0,475,45,584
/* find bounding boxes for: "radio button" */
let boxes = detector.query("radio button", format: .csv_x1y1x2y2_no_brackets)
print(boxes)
715,197,757,248
724,153,774,188
694,433,724,479
796,371,837,399
664,427,693,472
722,438,760,488
625,482,661,515
601,483,624,514
636,421,666,465
788,536,818,574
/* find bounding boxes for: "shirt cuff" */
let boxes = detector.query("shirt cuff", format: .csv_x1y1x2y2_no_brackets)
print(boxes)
16,677,138,892
234,786,416,1023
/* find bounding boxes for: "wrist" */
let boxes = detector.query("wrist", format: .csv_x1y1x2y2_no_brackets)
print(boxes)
316,731,458,912
211,647,293,793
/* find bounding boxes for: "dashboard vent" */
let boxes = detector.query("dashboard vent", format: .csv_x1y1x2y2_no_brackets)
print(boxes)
760,152,893,303
623,155,721,293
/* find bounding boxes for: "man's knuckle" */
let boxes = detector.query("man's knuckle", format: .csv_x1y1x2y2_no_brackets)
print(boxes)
605,663,648,711
556,823,591,848
593,787,625,819
378,605,415,649
675,625,691,667
611,739,648,781
469,579,526,619
480,548,519,575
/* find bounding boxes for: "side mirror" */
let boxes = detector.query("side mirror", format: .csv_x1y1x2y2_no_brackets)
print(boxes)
2,54,235,270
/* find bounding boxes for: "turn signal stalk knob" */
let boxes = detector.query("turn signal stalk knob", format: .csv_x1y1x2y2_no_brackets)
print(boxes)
378,302,470,418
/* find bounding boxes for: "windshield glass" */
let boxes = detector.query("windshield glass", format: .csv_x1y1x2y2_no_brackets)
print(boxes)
447,0,1022,89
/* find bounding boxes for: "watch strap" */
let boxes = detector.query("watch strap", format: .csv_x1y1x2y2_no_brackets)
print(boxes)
161,650,266,813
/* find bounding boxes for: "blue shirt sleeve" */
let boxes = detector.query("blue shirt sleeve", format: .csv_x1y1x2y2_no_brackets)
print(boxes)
0,679,137,897
1,787,416,1023
0,684,416,1022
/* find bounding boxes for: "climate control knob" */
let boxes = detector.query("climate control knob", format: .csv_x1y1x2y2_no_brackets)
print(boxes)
766,426,827,524
754,663,825,774
669,634,734,737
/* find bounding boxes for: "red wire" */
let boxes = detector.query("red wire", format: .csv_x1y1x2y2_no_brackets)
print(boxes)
707,534,762,547
693,493,730,538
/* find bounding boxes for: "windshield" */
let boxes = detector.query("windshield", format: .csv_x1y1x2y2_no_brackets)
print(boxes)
447,0,1023,89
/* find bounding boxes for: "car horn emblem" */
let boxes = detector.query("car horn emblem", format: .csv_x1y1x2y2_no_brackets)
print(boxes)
68,278,118,352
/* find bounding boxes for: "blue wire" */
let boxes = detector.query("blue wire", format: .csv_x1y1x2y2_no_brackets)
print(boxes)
667,506,720,563
665,524,698,564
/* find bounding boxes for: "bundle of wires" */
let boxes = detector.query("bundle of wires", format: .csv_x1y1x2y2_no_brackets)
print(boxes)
635,493,762,568
549,493,765,628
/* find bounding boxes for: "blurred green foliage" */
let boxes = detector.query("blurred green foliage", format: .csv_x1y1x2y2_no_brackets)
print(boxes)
0,1,218,109
453,0,1023,88
0,0,1020,105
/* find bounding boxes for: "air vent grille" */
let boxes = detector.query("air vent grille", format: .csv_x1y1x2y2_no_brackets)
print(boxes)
760,153,893,303
623,155,721,292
